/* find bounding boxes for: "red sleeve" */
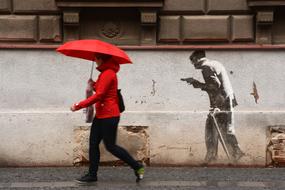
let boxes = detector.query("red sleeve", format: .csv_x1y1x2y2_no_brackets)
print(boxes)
74,70,115,110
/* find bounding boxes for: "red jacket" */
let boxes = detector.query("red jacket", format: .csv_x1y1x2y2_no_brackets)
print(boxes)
74,59,120,118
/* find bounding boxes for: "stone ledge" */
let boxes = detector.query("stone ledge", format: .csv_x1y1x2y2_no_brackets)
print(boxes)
56,0,163,8
2,44,285,50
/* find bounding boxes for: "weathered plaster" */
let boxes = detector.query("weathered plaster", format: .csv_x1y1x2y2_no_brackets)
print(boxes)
0,50,284,166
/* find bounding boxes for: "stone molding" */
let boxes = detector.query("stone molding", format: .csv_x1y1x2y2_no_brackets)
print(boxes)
141,11,157,25
56,0,163,8
63,12,79,25
256,11,274,24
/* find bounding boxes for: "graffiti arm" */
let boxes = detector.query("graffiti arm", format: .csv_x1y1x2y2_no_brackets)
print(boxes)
181,77,205,88
201,68,221,92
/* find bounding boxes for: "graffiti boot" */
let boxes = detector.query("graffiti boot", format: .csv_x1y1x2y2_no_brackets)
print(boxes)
234,150,245,162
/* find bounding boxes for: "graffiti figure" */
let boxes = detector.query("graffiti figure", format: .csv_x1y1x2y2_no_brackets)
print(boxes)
181,50,244,163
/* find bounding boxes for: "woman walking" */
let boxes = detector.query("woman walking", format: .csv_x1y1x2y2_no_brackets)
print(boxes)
71,53,144,183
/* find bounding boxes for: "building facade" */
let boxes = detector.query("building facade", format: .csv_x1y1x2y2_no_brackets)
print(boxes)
0,0,285,167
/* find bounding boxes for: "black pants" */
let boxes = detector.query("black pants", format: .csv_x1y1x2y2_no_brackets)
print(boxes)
89,117,141,175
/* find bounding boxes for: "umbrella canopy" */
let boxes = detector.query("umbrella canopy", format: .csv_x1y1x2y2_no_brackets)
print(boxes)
56,39,132,64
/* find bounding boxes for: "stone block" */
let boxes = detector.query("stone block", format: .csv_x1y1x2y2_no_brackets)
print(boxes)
13,0,58,13
63,26,80,41
0,0,11,13
207,0,249,13
232,15,254,42
73,125,149,165
0,15,37,41
158,16,180,42
39,16,62,42
141,26,157,45
163,0,205,13
256,25,272,44
272,11,285,44
182,16,229,42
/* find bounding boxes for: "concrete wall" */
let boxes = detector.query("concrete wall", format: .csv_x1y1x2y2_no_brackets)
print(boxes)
0,50,285,166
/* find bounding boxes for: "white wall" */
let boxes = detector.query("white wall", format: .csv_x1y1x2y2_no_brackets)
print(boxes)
0,50,284,166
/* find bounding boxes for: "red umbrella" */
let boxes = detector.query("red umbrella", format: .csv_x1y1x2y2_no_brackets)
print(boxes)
57,39,132,123
56,39,132,64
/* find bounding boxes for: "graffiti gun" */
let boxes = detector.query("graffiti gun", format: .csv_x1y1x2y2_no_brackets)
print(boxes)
180,77,197,85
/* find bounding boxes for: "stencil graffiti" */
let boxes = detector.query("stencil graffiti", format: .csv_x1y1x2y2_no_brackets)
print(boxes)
181,50,245,163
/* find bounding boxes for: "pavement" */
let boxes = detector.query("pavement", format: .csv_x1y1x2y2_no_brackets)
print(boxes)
1,166,285,190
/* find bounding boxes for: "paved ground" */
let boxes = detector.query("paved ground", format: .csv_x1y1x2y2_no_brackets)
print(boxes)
1,166,285,189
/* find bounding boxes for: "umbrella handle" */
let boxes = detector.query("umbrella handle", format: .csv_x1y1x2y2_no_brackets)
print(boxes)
90,60,94,79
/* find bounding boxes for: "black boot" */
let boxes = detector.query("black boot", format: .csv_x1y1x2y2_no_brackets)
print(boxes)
75,173,97,184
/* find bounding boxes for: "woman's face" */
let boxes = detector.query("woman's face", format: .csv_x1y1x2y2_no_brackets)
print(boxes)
95,56,103,66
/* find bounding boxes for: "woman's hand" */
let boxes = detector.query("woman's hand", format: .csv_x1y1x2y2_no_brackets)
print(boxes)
70,104,77,112
88,78,95,86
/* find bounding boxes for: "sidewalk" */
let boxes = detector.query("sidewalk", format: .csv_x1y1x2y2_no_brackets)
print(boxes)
1,166,285,189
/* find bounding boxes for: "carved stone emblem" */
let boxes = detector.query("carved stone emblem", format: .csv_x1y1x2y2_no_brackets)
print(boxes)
101,21,121,39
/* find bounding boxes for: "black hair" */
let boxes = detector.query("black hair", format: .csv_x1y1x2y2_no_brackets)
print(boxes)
96,53,112,62
189,50,206,61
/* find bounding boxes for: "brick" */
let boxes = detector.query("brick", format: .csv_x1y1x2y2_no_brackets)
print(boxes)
182,16,229,41
13,0,58,13
0,0,11,13
208,0,249,13
158,16,180,42
39,16,62,42
232,15,254,42
0,15,37,41
163,0,205,13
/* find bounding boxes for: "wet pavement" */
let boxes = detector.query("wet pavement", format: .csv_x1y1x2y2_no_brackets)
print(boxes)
0,166,285,189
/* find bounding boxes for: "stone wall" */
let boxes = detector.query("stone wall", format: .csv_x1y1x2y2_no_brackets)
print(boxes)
0,0,61,43
0,0,284,45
